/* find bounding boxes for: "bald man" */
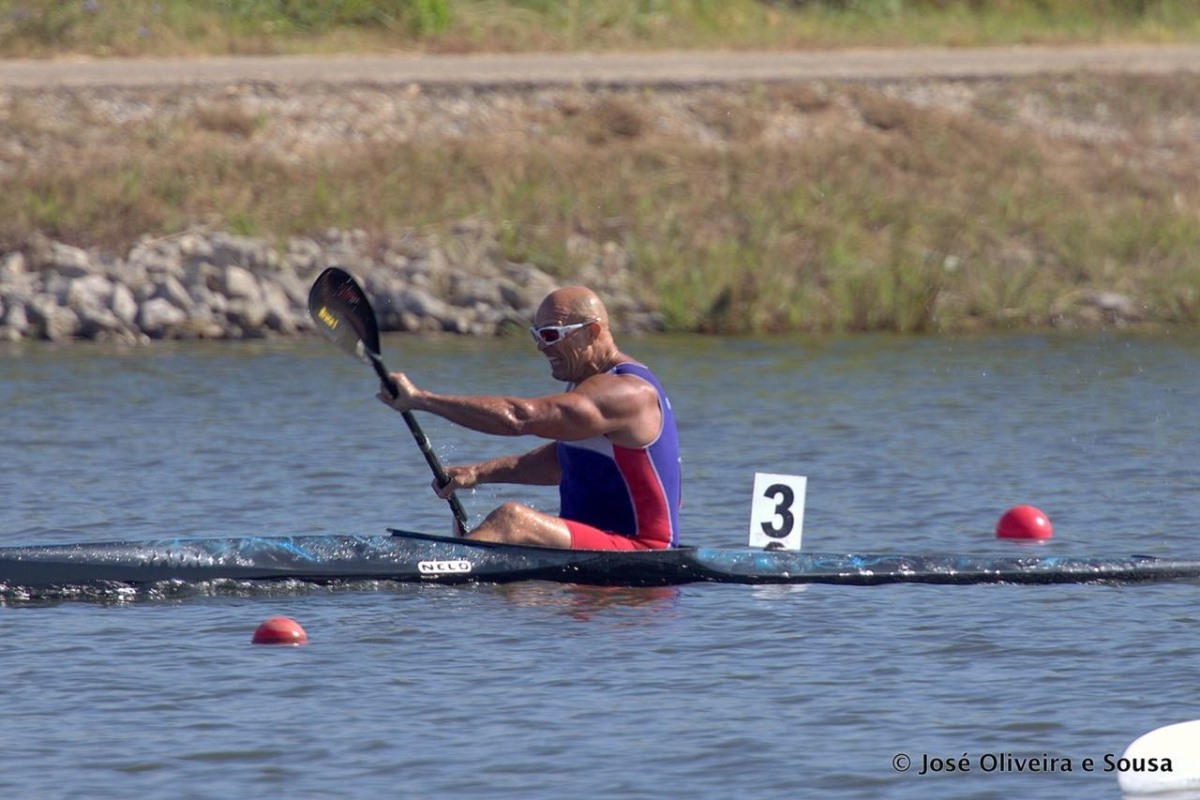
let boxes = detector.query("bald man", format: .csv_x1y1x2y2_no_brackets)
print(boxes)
377,286,681,550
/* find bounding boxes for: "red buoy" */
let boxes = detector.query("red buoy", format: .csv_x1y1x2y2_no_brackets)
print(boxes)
996,505,1053,540
252,616,308,645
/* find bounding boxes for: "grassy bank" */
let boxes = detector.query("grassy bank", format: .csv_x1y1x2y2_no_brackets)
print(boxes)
1,0,1198,57
2,2,1199,333
6,75,1198,333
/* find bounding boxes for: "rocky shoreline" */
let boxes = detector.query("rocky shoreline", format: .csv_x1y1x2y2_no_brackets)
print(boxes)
0,221,660,343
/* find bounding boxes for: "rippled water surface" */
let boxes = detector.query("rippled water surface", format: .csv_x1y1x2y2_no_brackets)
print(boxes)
2,332,1198,799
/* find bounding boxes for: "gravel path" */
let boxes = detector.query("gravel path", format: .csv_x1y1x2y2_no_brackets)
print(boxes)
1,44,1198,89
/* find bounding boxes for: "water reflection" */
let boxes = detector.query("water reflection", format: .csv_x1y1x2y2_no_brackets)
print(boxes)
488,582,682,622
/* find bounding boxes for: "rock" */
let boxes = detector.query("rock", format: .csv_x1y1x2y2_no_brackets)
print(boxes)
66,274,126,339
0,252,27,279
138,297,188,338
501,263,559,312
168,317,227,339
284,238,323,273
1052,288,1142,328
272,269,309,307
221,264,262,302
1085,290,1139,322
77,305,125,339
23,233,59,272
1,294,29,330
0,224,652,342
178,232,214,262
225,296,268,330
149,274,193,311
106,258,149,295
67,273,114,311
211,232,278,271
111,283,138,327
47,241,94,278
260,281,298,333
183,259,221,293
194,285,229,315
28,294,80,341
130,237,183,277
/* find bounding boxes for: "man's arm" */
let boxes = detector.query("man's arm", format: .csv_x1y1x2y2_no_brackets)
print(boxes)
380,371,660,445
436,442,560,498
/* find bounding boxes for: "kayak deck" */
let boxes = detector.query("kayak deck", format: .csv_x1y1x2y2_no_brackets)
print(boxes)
0,529,1198,591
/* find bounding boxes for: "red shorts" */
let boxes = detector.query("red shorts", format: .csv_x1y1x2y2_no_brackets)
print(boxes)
564,520,671,551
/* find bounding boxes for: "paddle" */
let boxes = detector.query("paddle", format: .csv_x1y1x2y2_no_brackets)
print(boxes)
307,267,469,534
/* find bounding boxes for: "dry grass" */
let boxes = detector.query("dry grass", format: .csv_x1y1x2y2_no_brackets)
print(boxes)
2,71,1197,332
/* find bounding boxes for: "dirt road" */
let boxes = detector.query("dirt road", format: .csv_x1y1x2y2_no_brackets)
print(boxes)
1,44,1198,89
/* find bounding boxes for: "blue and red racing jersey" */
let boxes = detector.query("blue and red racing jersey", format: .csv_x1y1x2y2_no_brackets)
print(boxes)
556,362,681,548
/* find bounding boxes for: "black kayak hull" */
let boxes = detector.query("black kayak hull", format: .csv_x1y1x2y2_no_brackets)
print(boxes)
1,529,1198,590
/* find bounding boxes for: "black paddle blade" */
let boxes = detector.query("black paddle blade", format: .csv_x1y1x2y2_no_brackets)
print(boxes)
308,267,383,365
308,267,397,394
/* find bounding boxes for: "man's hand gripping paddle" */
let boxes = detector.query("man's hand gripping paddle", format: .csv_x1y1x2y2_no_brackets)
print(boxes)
308,267,469,535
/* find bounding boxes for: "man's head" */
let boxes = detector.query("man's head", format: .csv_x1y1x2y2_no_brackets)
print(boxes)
531,287,614,382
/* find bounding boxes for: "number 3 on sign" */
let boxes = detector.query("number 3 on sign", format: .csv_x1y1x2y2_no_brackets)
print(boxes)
748,473,807,551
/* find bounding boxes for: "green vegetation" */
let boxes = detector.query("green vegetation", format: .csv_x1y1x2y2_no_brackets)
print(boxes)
1,2,1198,332
0,0,1197,57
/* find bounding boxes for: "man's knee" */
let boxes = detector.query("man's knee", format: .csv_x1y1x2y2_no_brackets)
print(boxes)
473,502,571,548
485,502,528,527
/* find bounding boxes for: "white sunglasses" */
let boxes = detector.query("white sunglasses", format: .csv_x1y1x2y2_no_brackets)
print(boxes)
529,319,597,346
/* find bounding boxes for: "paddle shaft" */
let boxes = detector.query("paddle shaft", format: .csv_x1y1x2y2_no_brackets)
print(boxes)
367,352,470,532
368,352,470,534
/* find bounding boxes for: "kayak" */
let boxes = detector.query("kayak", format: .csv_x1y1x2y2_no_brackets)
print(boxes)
1,529,1198,591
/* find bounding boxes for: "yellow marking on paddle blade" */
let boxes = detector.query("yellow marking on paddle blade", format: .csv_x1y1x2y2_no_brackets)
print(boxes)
316,306,338,329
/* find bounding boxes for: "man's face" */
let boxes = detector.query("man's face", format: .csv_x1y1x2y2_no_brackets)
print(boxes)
531,316,594,383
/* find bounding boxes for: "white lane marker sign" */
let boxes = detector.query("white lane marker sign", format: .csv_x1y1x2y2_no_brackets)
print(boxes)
748,473,806,551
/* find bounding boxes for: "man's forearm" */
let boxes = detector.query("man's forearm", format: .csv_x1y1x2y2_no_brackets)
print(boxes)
415,391,540,437
475,443,560,486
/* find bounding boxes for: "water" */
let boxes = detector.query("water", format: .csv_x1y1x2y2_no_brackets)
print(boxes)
1,331,1198,799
